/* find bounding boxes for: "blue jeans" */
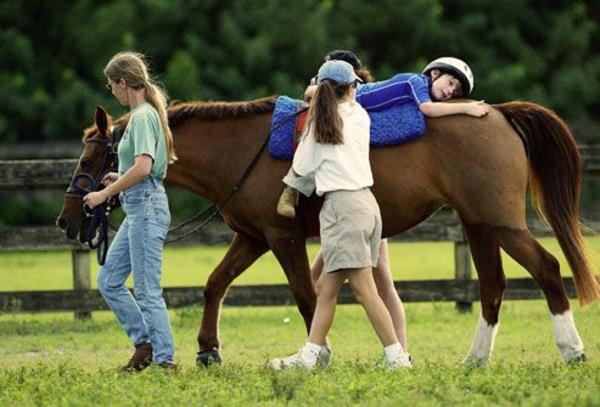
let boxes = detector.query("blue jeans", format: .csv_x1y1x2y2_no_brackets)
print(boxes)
97,178,174,363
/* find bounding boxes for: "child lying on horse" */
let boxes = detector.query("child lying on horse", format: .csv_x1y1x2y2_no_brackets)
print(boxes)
277,56,490,217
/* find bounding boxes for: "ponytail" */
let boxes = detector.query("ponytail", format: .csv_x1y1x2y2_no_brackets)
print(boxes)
308,80,351,144
145,81,177,164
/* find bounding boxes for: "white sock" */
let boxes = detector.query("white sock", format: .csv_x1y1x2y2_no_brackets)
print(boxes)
305,341,322,351
551,310,584,360
384,342,404,361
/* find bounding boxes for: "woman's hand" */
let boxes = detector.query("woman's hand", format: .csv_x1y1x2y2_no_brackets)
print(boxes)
102,172,119,186
83,190,109,210
466,100,491,117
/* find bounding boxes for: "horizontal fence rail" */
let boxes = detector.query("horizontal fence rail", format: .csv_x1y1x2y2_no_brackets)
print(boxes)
0,278,578,313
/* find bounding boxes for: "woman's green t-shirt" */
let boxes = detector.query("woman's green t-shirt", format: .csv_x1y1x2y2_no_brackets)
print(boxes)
118,102,168,180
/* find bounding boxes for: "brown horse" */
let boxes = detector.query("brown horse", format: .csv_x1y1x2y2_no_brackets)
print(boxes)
57,97,600,366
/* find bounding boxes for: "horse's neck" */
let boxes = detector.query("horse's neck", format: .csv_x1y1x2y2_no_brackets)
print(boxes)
166,115,272,204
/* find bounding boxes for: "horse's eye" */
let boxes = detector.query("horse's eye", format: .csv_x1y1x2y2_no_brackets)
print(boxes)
81,159,93,168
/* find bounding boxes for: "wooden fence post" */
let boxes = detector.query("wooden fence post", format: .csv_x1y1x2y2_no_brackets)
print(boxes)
72,249,92,319
454,229,473,313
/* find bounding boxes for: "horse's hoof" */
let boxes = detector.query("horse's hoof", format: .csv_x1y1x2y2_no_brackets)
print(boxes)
566,352,587,365
196,349,222,367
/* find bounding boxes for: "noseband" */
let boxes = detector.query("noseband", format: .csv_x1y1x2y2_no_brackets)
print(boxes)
65,127,122,265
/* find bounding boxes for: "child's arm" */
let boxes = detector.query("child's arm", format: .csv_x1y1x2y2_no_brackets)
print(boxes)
304,85,317,101
283,133,320,197
419,100,490,118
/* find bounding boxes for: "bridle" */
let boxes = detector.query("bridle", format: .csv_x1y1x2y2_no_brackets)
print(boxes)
64,127,122,265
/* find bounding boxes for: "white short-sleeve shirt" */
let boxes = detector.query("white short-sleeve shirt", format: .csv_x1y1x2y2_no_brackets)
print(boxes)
292,101,373,196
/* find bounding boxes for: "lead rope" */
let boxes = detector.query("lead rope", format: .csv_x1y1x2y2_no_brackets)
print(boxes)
69,173,113,265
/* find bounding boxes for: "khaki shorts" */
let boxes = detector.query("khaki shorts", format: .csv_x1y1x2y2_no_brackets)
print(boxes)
319,188,382,273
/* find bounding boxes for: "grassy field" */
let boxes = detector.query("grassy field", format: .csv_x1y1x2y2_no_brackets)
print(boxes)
1,237,597,291
1,239,600,405
1,301,599,405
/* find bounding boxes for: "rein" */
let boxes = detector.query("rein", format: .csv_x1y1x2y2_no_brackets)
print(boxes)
66,106,308,264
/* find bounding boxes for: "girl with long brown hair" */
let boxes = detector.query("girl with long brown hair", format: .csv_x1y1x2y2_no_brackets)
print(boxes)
278,50,411,358
270,60,411,370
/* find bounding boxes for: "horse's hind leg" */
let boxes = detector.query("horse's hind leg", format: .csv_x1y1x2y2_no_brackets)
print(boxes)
462,223,506,366
496,227,586,363
196,232,269,367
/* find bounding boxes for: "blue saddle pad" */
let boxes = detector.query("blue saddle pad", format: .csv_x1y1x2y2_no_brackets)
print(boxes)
269,96,426,160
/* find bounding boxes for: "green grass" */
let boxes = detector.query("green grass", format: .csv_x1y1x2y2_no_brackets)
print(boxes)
1,301,599,405
1,239,600,405
1,237,598,291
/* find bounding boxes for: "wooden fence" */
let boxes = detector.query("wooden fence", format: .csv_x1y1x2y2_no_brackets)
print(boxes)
1,147,600,318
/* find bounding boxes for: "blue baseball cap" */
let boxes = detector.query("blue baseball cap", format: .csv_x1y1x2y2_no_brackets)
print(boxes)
317,60,362,85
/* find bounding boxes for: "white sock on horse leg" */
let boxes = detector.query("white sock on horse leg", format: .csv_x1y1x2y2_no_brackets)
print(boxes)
551,310,584,362
467,313,499,362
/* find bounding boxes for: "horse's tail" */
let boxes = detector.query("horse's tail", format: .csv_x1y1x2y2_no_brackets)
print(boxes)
495,101,600,306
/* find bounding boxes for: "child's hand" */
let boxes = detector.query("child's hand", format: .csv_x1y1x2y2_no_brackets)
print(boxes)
466,100,490,117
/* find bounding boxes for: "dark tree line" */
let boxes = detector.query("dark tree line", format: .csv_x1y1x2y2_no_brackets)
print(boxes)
1,0,598,143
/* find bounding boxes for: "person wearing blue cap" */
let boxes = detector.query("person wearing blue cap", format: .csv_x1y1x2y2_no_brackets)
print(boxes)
278,50,410,360
270,60,411,370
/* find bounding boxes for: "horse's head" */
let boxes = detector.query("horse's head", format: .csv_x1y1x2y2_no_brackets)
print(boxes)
56,106,120,242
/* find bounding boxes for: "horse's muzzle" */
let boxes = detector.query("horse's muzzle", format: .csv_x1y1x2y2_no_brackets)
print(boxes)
56,216,68,231
56,216,82,240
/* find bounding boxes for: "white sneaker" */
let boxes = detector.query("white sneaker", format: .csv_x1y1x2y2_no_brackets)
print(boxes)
269,345,320,370
385,351,413,369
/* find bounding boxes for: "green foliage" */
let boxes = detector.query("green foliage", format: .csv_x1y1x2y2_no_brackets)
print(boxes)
1,0,599,143
0,191,64,226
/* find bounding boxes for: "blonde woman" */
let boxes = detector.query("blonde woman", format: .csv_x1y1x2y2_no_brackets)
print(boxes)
84,51,177,371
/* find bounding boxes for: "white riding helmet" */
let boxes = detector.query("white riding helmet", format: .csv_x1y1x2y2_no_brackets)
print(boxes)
422,57,474,97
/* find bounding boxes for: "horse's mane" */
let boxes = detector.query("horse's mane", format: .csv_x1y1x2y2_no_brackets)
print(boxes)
168,96,277,128
82,96,277,140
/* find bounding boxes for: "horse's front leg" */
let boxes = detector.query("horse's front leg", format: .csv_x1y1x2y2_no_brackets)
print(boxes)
196,232,268,367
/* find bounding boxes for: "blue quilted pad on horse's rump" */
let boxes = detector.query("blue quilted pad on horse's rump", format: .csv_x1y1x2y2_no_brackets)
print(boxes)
269,95,426,161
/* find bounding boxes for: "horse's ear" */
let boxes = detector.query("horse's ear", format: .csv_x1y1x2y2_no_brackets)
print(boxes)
94,105,109,134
